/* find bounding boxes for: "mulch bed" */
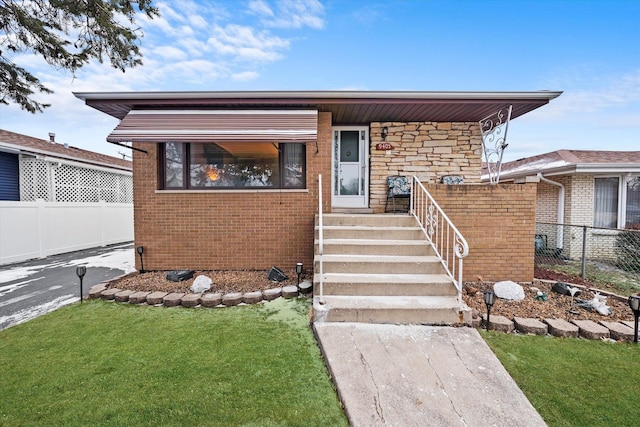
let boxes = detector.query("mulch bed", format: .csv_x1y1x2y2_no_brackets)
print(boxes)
462,280,634,323
109,269,305,295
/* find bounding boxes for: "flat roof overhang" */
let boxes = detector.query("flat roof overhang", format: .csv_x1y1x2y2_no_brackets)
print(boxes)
74,90,562,123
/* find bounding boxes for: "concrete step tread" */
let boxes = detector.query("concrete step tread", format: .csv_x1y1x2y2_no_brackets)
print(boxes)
320,213,413,218
316,239,427,246
316,295,461,309
314,272,454,284
317,225,422,231
316,254,440,263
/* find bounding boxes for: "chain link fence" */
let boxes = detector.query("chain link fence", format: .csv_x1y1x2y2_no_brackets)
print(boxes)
535,222,640,293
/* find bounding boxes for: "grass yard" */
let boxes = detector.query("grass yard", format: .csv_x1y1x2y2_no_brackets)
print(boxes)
0,299,347,427
483,331,640,426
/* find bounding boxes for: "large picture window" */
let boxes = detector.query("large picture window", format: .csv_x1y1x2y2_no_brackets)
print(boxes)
161,142,305,190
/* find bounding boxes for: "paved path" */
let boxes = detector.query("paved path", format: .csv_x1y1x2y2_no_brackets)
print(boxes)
314,323,546,427
0,243,134,330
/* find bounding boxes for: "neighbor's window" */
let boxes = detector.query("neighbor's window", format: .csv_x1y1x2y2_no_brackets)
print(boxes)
161,142,305,190
626,176,640,227
594,177,619,228
593,175,640,229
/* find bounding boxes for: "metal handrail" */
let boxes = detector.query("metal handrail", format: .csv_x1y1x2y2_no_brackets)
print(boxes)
409,176,469,298
317,174,324,304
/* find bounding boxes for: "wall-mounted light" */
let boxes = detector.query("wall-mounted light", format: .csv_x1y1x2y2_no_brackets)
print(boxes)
136,246,145,273
381,127,388,141
76,265,86,304
483,289,495,330
628,294,640,343
296,262,303,285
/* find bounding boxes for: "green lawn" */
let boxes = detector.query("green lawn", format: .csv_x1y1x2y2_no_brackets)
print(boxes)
484,331,640,426
0,299,347,427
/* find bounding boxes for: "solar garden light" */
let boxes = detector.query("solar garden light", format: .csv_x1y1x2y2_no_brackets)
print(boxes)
76,266,86,304
628,295,640,344
136,246,145,273
296,262,303,286
483,289,495,331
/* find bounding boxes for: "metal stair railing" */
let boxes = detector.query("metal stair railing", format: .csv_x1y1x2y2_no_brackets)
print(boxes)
409,176,469,299
316,174,324,304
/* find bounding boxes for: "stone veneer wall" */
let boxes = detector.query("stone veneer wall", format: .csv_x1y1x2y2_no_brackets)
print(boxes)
369,121,483,213
426,183,537,283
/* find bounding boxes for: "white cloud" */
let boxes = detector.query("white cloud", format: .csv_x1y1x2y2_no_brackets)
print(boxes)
262,0,325,29
152,45,189,61
527,68,640,121
248,0,275,17
232,70,260,81
208,24,290,62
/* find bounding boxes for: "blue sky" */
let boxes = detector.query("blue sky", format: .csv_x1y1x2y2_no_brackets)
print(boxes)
2,0,639,162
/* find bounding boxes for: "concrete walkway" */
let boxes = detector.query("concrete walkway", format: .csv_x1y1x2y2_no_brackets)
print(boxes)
314,323,546,427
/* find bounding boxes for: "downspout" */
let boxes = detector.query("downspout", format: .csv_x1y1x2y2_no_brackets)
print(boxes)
537,173,564,249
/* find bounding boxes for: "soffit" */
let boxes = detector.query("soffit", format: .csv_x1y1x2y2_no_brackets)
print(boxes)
76,91,562,123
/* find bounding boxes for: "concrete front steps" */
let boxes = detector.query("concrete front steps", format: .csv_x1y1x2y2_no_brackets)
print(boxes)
313,213,471,325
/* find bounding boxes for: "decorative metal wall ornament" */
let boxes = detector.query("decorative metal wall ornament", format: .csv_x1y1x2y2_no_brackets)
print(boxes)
480,105,513,184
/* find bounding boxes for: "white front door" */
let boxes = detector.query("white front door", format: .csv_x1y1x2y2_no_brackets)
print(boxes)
332,127,369,208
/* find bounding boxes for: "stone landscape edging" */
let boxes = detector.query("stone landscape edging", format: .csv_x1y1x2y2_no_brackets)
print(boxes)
88,271,311,308
91,272,636,342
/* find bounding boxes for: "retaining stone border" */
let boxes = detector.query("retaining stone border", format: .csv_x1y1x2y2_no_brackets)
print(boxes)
92,273,635,342
87,275,313,310
471,313,636,342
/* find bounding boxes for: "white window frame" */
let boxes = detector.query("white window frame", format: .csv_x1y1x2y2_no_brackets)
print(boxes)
594,173,640,229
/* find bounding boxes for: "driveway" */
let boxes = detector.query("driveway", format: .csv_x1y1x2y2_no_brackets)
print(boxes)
0,243,134,330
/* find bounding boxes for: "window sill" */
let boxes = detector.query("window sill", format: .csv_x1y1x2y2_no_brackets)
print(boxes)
155,189,309,194
591,228,621,236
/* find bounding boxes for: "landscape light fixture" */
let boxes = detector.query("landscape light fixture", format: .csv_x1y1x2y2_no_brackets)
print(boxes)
483,289,495,331
136,246,145,273
76,265,86,304
296,262,303,285
628,295,640,344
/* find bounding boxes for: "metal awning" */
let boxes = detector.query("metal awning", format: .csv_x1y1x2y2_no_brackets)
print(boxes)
106,110,318,143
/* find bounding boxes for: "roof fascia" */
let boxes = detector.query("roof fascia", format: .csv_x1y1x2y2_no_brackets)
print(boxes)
500,163,640,180
74,90,563,102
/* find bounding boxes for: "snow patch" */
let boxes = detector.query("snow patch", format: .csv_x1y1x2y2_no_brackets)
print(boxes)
0,294,77,330
64,248,135,273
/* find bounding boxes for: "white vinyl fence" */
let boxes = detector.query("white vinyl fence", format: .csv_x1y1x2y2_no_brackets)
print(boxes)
0,200,133,265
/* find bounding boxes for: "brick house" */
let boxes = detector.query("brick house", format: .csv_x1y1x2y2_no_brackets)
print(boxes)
495,150,640,259
75,91,560,284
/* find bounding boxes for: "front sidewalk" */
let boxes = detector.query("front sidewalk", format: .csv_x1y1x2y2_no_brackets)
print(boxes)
314,323,546,426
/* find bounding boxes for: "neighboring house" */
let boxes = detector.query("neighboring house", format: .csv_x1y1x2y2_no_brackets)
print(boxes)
74,90,561,282
493,149,640,259
0,129,134,264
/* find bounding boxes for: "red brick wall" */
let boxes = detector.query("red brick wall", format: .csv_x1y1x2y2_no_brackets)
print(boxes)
426,183,537,282
132,112,332,271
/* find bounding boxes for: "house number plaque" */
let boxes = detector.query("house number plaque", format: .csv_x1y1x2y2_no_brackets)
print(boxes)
376,143,395,150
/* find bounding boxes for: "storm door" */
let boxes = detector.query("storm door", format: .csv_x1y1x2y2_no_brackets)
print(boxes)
332,127,369,208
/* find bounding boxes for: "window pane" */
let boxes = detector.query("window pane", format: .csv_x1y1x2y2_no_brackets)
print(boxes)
282,144,305,188
165,142,184,188
594,177,619,228
189,142,279,188
626,176,640,227
340,131,359,162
